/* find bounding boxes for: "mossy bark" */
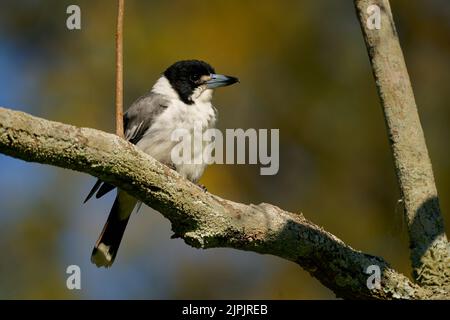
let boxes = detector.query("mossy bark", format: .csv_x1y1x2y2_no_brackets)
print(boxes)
0,106,444,299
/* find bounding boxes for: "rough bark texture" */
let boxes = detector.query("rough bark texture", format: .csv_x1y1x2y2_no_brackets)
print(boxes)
0,106,440,299
355,0,450,290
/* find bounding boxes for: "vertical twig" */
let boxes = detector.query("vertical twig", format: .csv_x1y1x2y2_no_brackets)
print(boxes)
115,0,125,138
354,0,449,288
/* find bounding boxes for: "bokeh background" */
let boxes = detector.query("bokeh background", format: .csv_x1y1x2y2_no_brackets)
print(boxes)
0,0,449,299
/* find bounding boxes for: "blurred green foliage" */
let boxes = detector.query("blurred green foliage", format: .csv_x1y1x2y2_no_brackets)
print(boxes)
0,0,449,299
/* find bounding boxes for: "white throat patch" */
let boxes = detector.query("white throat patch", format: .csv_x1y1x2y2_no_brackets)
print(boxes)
191,86,213,104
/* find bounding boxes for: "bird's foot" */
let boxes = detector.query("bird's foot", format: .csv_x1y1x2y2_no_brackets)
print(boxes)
196,183,207,192
163,162,176,171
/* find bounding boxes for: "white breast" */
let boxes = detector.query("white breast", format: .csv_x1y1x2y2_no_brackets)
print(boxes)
136,76,217,182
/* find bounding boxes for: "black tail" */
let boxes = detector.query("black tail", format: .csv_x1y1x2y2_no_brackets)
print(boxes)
91,197,131,268
84,179,116,203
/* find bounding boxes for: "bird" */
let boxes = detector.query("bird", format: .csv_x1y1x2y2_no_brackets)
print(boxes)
84,60,239,268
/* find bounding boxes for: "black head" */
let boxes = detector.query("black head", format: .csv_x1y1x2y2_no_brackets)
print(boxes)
164,60,238,104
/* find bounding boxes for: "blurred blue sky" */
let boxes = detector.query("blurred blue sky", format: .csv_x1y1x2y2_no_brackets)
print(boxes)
0,34,52,224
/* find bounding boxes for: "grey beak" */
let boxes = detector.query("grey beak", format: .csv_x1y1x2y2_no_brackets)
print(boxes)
206,74,239,89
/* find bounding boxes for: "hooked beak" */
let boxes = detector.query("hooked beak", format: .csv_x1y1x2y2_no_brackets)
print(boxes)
205,74,239,89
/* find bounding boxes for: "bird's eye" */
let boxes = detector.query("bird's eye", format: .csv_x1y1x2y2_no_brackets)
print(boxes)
190,74,200,82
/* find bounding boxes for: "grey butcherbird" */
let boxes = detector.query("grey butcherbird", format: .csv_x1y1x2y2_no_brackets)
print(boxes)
84,60,239,267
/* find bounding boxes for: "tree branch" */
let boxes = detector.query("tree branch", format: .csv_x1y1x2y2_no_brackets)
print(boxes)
0,106,441,299
115,0,125,138
354,0,450,289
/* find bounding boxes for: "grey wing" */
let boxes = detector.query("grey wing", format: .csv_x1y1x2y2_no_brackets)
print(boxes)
84,93,168,203
124,93,168,145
